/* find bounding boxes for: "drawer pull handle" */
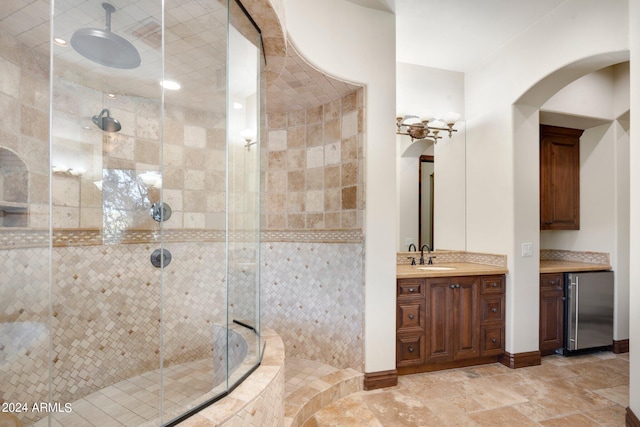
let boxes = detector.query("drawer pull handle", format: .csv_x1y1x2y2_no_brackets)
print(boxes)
491,338,497,343
408,347,415,353
491,308,498,313
408,314,415,320
492,283,498,287
408,288,415,292
450,284,455,289
549,280,555,285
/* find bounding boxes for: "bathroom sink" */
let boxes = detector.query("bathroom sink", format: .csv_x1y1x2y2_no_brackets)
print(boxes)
415,266,456,271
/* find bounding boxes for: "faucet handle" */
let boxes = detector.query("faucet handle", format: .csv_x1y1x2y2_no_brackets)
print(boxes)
427,255,436,265
407,256,416,265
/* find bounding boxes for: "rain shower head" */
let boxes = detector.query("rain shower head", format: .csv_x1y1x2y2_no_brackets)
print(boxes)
71,3,141,69
92,109,121,132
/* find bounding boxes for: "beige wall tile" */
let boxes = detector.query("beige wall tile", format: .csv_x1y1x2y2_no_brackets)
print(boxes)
287,170,305,192
306,146,324,169
268,129,287,151
305,168,323,191
268,112,286,129
184,125,206,148
306,106,322,125
306,123,323,147
288,109,306,127
287,127,306,149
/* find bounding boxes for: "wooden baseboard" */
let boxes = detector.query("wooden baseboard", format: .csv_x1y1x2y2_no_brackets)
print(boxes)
500,351,541,369
627,407,640,427
614,339,630,354
364,369,397,390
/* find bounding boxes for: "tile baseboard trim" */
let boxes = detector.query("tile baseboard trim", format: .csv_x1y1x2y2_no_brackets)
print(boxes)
500,351,541,369
613,339,630,354
627,407,640,427
363,369,398,390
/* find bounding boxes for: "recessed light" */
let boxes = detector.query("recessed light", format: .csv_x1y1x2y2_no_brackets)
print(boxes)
53,37,68,46
107,93,116,98
160,79,181,91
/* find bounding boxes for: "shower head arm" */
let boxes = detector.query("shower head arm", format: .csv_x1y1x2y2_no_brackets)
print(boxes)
103,2,115,32
95,109,110,120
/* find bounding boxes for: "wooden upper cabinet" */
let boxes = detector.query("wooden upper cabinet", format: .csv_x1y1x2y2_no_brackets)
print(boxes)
540,125,583,230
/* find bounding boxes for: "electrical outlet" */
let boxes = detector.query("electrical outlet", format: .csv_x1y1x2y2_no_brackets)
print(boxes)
522,243,533,257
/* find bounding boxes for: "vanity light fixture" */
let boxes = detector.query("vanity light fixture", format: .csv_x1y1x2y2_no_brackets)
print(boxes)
396,112,460,142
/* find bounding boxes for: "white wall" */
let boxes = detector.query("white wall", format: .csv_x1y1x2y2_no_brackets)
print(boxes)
465,0,629,355
281,0,397,374
629,0,640,416
396,62,465,250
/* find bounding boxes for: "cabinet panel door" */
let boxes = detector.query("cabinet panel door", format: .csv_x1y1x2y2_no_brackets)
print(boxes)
540,125,582,230
540,288,564,355
425,279,453,363
452,277,480,360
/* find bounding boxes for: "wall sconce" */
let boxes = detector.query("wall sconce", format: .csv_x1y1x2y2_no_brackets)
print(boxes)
138,171,162,188
396,112,460,142
52,166,86,177
241,129,257,151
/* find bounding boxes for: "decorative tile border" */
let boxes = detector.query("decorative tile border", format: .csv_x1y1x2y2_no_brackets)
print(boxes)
0,228,364,250
396,250,507,267
540,249,610,265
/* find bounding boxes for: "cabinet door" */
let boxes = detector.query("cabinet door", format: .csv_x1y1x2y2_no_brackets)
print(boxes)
540,125,583,230
452,277,480,360
425,278,453,363
540,273,564,355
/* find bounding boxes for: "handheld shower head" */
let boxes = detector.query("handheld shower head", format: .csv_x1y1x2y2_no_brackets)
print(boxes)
92,109,121,132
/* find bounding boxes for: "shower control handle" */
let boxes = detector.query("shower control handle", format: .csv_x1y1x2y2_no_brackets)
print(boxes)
150,248,172,268
150,202,172,222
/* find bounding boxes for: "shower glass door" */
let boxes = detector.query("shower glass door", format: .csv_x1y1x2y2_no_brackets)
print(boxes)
50,0,165,425
36,0,262,426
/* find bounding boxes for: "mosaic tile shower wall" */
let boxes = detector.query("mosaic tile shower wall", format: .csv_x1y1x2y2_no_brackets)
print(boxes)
0,240,242,424
261,240,364,370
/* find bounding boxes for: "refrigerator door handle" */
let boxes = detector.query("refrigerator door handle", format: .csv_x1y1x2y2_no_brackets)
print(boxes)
574,276,579,349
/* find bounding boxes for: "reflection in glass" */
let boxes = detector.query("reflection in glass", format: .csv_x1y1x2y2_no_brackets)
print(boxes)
102,169,151,243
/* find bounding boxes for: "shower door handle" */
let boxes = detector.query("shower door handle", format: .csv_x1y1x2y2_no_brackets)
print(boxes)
150,248,172,268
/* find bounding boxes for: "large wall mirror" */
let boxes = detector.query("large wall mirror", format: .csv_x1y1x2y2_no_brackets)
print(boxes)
397,121,466,252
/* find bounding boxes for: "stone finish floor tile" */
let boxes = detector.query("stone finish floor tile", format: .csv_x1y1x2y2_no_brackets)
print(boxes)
310,352,628,426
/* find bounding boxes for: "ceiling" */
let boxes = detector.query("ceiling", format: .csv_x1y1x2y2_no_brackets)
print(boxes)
1,0,572,114
0,0,359,114
393,0,566,72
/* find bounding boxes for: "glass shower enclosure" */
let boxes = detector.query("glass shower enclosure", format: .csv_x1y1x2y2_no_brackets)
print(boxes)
0,0,264,425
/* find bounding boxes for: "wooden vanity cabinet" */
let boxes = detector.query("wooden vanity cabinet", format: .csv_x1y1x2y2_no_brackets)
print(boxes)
396,275,505,374
539,273,565,356
540,125,583,230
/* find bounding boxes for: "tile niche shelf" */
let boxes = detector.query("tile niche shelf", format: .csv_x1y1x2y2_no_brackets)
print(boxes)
0,201,28,227
0,147,29,227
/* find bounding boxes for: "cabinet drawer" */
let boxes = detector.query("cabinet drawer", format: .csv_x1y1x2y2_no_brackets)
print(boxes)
397,302,424,332
540,273,563,289
480,276,505,295
481,327,504,356
481,297,504,323
397,279,425,298
397,333,425,367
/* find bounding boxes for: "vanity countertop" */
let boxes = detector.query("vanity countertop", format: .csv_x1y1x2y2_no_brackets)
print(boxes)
397,262,508,279
540,260,612,273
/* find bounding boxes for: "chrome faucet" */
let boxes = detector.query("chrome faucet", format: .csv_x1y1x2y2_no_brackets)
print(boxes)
420,244,433,265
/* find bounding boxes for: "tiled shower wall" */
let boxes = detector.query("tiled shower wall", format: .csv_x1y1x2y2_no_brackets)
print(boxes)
260,94,366,370
263,90,365,230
